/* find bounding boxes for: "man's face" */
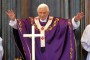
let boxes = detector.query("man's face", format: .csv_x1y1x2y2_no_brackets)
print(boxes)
38,8,49,20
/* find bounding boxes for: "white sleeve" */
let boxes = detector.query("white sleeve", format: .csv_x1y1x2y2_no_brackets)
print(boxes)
72,17,80,30
9,19,17,29
81,25,90,52
0,37,3,60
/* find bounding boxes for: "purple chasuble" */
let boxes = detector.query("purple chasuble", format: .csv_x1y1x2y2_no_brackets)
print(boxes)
16,17,76,60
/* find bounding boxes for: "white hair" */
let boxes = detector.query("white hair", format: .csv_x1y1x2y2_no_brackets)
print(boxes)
37,3,49,12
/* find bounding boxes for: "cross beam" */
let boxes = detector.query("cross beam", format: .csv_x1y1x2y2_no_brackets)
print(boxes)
23,25,44,60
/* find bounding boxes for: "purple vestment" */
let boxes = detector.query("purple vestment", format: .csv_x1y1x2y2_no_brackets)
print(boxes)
16,17,76,60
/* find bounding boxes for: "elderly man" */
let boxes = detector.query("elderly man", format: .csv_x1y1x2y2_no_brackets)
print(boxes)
6,3,84,60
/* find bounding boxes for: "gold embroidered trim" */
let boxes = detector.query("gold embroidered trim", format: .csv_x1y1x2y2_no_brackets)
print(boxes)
25,41,31,60
14,40,25,60
68,20,73,60
29,17,34,24
18,20,22,33
46,18,60,31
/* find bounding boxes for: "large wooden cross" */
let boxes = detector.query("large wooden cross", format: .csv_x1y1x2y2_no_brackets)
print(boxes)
23,25,44,60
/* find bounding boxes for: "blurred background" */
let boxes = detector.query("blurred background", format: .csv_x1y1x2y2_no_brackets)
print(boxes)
0,0,90,60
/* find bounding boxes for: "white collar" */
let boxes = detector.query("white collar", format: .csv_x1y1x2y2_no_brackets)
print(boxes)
40,18,47,22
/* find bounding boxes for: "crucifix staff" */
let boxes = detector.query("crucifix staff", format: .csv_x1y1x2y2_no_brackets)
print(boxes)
23,25,44,60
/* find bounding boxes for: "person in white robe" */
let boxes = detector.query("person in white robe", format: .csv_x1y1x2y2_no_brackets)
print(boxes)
0,37,3,60
81,24,90,60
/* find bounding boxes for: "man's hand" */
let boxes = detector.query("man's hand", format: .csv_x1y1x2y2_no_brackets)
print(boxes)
74,12,84,22
6,10,16,21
